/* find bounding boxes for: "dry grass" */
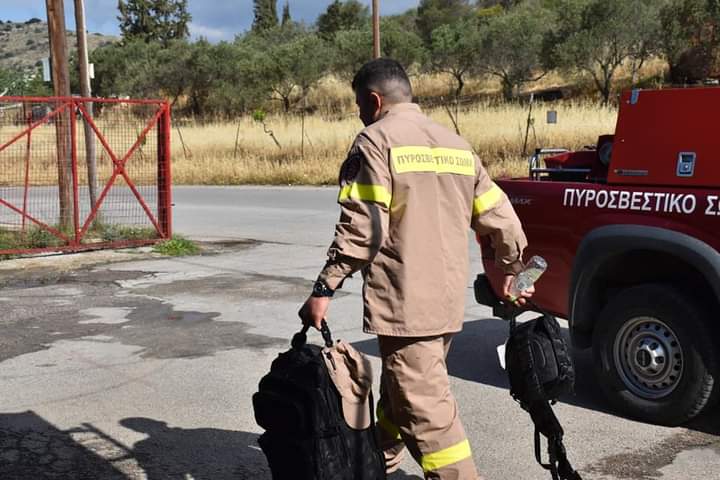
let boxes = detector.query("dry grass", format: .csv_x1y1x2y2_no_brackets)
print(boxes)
171,56,661,184
170,100,618,184
0,100,618,186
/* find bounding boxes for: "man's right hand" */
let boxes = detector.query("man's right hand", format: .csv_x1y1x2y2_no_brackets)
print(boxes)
298,295,330,330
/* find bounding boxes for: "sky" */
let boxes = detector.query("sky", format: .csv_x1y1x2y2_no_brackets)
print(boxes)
3,1,420,42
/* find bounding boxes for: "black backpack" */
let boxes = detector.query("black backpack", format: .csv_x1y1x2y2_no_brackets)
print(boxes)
252,322,386,480
505,305,583,480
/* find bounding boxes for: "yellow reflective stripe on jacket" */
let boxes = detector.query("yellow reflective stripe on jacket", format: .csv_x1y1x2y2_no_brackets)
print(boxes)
338,183,392,208
472,183,503,216
421,439,472,472
376,404,401,440
391,146,475,176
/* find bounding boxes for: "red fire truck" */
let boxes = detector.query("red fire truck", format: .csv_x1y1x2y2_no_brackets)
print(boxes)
477,87,720,426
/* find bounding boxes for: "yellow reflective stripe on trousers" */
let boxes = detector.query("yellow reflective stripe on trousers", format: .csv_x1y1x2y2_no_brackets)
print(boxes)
472,183,503,216
338,183,391,208
421,439,472,472
376,404,402,440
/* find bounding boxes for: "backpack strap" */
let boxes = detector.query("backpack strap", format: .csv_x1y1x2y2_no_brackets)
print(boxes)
553,436,583,480
534,429,559,480
509,312,518,333
530,401,583,480
319,320,334,348
291,320,334,349
291,324,310,349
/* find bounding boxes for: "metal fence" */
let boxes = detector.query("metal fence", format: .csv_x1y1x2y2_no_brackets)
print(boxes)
0,96,171,256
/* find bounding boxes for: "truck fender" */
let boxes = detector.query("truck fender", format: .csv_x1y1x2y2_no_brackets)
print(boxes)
569,225,720,348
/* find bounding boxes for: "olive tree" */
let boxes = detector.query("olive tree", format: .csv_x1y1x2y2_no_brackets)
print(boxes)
251,27,333,112
429,20,483,100
480,4,552,100
317,0,370,40
660,0,720,83
328,18,425,82
416,0,474,44
428,19,484,132
546,0,662,104
381,17,427,70
330,29,373,81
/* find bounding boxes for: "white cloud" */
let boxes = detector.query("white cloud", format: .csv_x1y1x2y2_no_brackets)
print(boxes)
189,22,234,42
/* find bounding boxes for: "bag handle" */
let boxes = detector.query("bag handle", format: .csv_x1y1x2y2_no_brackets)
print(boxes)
506,299,555,333
291,320,334,349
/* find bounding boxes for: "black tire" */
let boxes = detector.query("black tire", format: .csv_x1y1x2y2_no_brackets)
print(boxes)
592,284,719,426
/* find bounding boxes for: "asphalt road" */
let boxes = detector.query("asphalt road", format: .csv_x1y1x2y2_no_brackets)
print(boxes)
1,185,719,480
0,185,158,228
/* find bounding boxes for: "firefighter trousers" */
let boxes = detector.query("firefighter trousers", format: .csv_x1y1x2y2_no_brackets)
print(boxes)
376,334,483,480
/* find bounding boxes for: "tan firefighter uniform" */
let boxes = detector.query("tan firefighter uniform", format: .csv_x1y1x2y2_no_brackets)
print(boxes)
316,103,528,479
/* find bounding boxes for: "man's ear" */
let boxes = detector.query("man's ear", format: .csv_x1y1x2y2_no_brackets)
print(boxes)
370,91,383,116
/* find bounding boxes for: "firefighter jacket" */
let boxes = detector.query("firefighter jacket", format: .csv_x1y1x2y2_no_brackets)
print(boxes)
318,102,528,337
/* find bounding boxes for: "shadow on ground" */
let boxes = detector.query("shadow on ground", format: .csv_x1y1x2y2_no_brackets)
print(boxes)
0,411,126,480
0,411,422,479
120,417,268,479
352,316,612,416
352,315,720,433
123,417,423,479
0,411,270,479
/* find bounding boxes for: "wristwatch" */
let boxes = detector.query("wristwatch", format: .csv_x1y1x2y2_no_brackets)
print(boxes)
311,280,335,298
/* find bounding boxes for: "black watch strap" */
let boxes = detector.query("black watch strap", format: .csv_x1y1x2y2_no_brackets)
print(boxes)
311,280,335,297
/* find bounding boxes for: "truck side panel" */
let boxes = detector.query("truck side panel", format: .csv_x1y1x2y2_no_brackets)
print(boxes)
480,179,720,318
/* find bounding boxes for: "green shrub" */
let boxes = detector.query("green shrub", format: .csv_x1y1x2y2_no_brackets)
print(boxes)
153,236,199,256
92,223,158,242
0,229,16,247
23,227,64,249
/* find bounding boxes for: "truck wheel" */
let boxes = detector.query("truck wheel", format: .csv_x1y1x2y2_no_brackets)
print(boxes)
592,284,719,426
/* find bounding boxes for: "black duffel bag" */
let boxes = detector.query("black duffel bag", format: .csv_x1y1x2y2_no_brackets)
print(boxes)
252,321,386,480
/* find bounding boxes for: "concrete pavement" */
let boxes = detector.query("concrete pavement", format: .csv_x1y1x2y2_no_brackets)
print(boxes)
1,185,719,479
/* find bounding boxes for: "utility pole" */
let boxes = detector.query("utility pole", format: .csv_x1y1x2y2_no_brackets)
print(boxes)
372,0,380,59
46,0,73,231
74,0,98,213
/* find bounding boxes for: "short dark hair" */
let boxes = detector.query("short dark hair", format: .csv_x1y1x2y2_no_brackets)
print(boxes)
351,58,413,103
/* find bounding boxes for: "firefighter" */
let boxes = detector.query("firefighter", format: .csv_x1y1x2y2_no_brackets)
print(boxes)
299,58,532,480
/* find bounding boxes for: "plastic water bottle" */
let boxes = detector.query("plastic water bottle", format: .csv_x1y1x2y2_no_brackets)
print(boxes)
508,255,547,301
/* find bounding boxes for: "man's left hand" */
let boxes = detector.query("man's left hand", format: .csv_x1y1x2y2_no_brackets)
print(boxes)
298,296,330,330
503,273,535,306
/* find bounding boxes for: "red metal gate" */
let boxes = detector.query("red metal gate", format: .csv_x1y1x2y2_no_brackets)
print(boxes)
0,97,171,256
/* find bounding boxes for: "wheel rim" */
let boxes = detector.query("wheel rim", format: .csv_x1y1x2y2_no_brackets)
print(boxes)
613,316,684,399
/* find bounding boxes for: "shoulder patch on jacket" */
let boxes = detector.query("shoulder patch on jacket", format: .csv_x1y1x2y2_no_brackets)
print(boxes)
339,150,363,186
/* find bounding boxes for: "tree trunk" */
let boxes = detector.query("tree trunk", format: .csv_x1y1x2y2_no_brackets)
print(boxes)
283,96,290,113
454,74,464,100
452,73,464,135
590,68,612,106
191,95,200,116
502,79,514,101
601,76,612,106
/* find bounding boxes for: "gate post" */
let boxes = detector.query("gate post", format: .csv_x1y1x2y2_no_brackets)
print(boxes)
70,100,80,246
157,103,172,238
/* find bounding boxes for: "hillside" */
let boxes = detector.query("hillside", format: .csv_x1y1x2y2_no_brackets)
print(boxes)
0,18,117,72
